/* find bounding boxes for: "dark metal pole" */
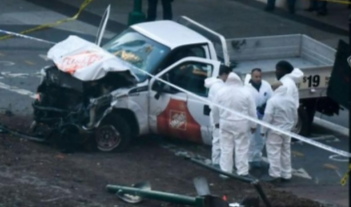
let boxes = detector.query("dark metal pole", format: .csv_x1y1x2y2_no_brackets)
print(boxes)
127,0,146,26
348,13,351,207
106,185,202,206
182,156,272,207
251,181,272,207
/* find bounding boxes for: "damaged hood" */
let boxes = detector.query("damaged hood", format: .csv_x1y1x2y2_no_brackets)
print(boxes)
47,35,138,81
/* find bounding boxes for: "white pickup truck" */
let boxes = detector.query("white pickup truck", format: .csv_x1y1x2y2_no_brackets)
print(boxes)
32,8,338,152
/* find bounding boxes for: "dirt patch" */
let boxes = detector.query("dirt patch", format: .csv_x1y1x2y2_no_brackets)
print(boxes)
0,114,324,207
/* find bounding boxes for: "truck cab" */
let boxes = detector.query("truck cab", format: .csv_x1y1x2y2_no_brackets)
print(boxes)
96,20,226,151
32,10,228,152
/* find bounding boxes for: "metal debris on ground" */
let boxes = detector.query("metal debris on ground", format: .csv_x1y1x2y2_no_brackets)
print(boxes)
106,179,250,207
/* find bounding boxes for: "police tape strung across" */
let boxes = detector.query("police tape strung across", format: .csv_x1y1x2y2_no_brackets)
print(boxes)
0,29,56,45
135,69,351,158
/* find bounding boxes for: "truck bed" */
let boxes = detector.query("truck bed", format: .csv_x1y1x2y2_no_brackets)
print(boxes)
235,57,317,74
227,34,335,72
226,34,336,99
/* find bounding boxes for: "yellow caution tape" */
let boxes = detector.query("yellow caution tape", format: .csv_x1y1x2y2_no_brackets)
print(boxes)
340,164,351,186
319,0,351,4
0,0,95,41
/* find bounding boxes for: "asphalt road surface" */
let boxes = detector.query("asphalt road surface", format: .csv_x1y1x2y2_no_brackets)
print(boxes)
0,1,349,206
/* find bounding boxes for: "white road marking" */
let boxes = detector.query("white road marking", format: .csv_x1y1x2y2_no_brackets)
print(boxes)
310,135,340,143
335,169,342,179
0,81,36,99
0,71,41,78
39,54,50,61
168,147,313,181
329,154,349,162
0,61,15,66
314,117,349,137
263,156,312,179
315,177,319,184
292,168,312,179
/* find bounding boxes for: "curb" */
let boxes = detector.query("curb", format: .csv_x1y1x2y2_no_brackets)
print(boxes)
313,117,349,137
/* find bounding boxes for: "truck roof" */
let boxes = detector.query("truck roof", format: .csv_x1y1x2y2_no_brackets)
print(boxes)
131,20,210,49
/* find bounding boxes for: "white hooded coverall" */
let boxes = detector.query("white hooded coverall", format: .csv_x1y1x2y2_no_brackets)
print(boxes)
279,68,304,109
212,73,257,176
261,86,298,179
246,80,273,163
204,77,224,165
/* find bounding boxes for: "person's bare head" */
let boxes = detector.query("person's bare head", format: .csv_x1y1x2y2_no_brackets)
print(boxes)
251,68,262,84
275,60,294,80
218,64,232,82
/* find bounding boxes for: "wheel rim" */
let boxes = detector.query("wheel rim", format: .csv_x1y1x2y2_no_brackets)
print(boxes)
95,125,121,152
292,116,302,134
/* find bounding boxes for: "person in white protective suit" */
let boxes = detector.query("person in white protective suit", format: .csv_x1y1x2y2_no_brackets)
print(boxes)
260,85,298,183
204,65,232,169
212,72,257,177
273,61,304,109
246,68,273,169
273,60,304,142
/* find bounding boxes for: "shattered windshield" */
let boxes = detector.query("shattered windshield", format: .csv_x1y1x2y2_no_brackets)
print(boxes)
103,29,171,82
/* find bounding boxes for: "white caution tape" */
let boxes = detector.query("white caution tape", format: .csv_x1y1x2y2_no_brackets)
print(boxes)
134,68,351,158
0,29,56,45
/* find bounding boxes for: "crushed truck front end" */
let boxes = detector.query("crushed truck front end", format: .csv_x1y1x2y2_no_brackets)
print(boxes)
31,36,138,152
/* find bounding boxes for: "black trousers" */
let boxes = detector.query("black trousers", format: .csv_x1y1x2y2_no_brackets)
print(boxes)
147,0,173,21
309,0,327,12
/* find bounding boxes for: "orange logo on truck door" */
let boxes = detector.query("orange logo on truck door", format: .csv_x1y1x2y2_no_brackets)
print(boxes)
169,110,187,130
157,99,202,143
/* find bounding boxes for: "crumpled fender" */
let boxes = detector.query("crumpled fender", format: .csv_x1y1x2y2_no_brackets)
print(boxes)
93,88,148,135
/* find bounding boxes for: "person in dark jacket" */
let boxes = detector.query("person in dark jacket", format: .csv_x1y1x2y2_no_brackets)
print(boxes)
146,0,173,21
305,0,328,16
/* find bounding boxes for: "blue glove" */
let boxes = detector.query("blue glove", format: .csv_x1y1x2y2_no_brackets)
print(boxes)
257,111,263,119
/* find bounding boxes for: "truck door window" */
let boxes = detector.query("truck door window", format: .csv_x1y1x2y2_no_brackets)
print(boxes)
157,61,213,97
161,46,207,70
189,46,206,58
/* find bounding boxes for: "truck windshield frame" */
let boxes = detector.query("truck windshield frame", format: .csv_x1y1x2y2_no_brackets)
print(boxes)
102,28,171,82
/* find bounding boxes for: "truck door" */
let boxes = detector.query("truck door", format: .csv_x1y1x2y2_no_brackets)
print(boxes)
148,57,220,145
95,5,111,46
177,16,230,66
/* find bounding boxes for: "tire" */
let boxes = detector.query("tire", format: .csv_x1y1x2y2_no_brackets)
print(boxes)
95,114,132,152
292,105,314,137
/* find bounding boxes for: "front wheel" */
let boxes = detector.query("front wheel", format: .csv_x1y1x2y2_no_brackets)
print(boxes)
94,115,132,152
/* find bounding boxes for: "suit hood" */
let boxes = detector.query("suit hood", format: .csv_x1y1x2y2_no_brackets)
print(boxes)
283,68,304,84
225,72,243,86
204,77,223,88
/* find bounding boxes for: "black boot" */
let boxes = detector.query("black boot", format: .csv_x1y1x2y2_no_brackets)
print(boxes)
317,10,327,16
304,7,315,12
264,6,275,12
